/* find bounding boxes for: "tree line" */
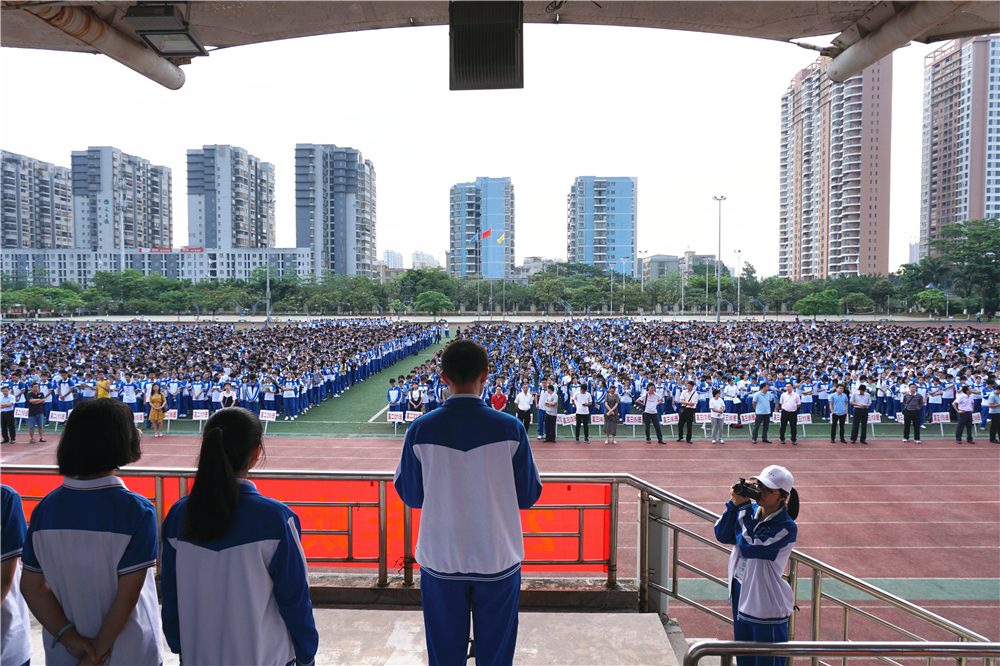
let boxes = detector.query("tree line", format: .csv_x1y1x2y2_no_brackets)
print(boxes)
2,218,996,318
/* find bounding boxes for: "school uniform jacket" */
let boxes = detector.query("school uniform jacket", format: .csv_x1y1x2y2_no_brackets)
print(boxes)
21,476,162,665
394,394,543,577
161,479,318,666
714,499,797,622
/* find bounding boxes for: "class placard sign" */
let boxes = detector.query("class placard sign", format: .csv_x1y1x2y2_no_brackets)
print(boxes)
662,413,680,425
798,413,813,425
972,413,982,425
624,414,643,425
13,408,28,419
694,412,711,423
868,412,881,424
405,410,422,422
387,411,404,422
895,412,905,423
260,410,277,422
133,412,145,424
165,410,178,421
193,409,210,421
48,411,68,422
740,413,757,424
773,411,782,422
557,414,576,426
590,414,604,425
932,412,951,424
724,413,739,424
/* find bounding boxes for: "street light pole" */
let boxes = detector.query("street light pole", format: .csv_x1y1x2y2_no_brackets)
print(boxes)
114,176,125,274
713,196,725,323
733,249,742,318
264,197,275,324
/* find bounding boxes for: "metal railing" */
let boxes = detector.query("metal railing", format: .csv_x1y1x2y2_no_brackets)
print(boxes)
684,641,999,666
2,466,992,655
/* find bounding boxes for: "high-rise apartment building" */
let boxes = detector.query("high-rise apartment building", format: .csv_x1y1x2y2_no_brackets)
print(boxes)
448,177,515,279
187,145,275,250
295,144,376,278
920,35,999,258
1,151,74,249
779,55,892,280
412,251,439,269
383,249,403,269
70,146,172,253
566,176,637,277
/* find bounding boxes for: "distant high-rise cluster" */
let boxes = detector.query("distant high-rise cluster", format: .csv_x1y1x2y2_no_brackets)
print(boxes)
448,177,515,279
383,249,403,269
295,143,377,279
412,251,439,269
187,145,275,250
919,35,999,259
566,176,638,277
1,151,74,250
778,55,892,281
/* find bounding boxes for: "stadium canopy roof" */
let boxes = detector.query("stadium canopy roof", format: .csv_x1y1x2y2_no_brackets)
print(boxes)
3,1,999,90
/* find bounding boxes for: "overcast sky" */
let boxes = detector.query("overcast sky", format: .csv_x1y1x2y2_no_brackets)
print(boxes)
1,22,934,275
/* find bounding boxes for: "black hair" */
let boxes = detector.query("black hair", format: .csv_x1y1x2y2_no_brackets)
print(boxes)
57,398,141,476
183,407,264,544
712,388,720,396
440,339,489,385
780,488,800,520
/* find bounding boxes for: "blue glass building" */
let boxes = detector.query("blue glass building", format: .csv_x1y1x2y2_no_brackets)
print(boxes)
448,177,515,279
566,176,637,277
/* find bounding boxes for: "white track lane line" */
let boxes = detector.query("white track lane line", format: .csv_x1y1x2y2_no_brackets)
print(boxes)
369,404,390,423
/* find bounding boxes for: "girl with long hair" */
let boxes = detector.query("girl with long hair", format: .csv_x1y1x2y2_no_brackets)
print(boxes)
160,407,318,666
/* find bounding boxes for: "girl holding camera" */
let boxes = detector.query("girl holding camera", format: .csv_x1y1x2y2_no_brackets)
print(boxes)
714,465,800,666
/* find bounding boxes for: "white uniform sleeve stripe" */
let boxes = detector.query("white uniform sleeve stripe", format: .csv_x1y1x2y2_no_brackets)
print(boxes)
288,517,308,566
1,548,23,561
737,514,789,547
118,559,157,574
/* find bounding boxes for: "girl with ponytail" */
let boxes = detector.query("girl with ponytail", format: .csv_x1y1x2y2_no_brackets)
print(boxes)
160,407,318,666
714,465,799,666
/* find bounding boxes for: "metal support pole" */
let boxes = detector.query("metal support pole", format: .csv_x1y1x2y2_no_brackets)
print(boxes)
377,480,388,586
787,559,799,640
403,504,414,586
179,476,188,498
713,196,725,324
606,481,619,589
811,569,823,666
638,489,649,612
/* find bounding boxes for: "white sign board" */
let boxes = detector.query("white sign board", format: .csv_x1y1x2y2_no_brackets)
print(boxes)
165,409,178,421
868,412,881,424
662,413,680,425
724,413,739,424
48,410,68,423
405,410,423,422
133,412,146,424
13,408,29,419
740,413,757,424
590,414,604,425
624,414,643,426
259,410,277,422
798,413,813,425
932,412,951,424
193,409,210,421
695,412,711,423
387,411,404,422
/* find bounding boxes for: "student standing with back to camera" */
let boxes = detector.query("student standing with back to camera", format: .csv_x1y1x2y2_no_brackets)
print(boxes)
394,339,543,666
714,465,799,666
160,407,318,666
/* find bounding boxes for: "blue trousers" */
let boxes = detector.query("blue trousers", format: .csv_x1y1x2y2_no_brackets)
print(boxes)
732,578,789,666
420,565,521,666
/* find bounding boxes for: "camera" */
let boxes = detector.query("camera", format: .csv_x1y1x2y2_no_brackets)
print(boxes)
734,478,762,501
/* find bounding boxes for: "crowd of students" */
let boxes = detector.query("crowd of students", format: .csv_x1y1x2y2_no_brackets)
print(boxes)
386,320,1000,444
0,319,441,442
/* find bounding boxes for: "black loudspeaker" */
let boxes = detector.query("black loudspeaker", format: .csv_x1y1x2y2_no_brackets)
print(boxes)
449,1,524,91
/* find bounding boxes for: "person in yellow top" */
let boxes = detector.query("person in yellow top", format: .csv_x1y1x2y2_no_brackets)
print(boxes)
148,383,167,438
95,371,112,399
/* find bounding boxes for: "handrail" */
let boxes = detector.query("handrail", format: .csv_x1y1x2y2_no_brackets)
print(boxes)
2,466,992,647
684,641,1000,666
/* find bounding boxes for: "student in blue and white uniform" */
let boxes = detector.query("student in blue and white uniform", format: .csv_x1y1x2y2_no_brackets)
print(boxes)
19,398,162,666
55,370,75,415
244,375,261,415
714,465,799,666
161,407,318,666
121,373,141,412
395,339,543,666
2,484,32,666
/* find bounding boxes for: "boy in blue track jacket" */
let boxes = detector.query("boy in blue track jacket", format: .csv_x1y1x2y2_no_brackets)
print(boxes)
394,339,543,666
714,465,799,666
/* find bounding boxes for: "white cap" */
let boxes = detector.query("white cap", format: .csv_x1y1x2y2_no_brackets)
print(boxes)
754,465,794,493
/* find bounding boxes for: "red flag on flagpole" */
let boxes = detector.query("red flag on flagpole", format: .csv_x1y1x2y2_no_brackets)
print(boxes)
482,228,492,239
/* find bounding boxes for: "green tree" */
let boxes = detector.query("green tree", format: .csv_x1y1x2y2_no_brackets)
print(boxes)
794,290,841,318
931,217,1000,314
58,280,84,294
840,292,875,312
914,289,946,315
415,290,454,315
160,289,194,315
124,298,163,315
44,288,86,314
